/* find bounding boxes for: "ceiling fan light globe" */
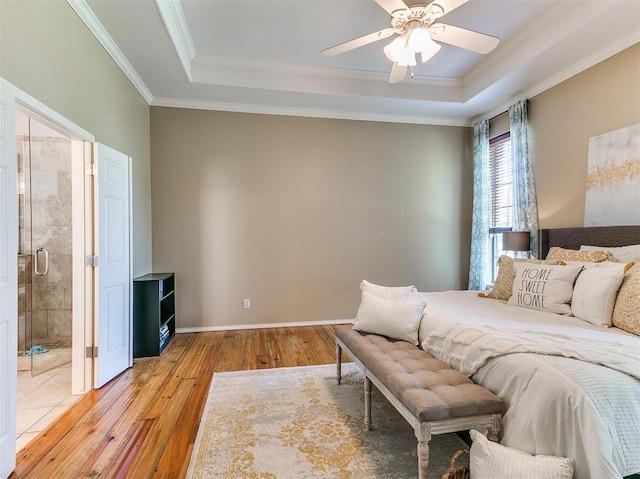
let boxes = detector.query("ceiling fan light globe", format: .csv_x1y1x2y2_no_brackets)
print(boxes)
384,36,416,66
383,36,405,62
387,49,416,67
420,42,441,63
401,54,417,67
407,27,431,51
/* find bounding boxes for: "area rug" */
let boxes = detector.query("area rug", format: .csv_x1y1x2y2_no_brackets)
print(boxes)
186,363,469,479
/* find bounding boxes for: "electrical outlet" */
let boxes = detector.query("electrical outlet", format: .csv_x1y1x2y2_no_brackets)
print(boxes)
243,299,251,309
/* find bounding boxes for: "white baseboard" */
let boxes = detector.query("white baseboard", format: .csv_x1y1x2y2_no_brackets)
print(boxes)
176,318,353,334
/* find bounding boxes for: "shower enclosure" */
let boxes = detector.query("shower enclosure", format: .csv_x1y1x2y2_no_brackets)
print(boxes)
16,110,73,375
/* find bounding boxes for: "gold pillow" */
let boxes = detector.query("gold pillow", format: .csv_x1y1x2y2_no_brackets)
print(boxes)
484,255,559,301
546,247,614,263
612,263,640,336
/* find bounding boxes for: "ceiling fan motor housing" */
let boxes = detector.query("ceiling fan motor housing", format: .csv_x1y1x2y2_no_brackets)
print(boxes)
390,4,445,34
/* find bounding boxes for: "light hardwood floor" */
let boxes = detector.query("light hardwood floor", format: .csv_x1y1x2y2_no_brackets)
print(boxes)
11,325,342,479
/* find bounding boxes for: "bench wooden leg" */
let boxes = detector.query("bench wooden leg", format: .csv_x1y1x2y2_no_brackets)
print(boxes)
416,423,431,479
417,440,430,479
336,343,342,385
364,376,372,430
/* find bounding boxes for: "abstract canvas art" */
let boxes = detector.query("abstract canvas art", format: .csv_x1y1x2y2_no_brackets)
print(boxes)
585,123,640,226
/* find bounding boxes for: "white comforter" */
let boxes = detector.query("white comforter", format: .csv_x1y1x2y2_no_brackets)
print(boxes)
412,291,640,479
423,325,640,380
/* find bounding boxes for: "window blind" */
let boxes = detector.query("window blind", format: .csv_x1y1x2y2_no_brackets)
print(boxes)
489,132,512,230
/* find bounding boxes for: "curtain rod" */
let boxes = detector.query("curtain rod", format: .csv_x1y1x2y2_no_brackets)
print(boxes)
475,99,530,124
487,111,507,122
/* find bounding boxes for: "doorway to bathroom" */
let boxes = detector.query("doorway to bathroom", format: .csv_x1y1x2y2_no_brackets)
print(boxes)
15,107,81,449
1,83,133,469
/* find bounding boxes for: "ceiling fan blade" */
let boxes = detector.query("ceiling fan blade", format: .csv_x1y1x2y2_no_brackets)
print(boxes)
374,0,410,16
430,23,499,54
388,63,408,84
431,0,469,17
321,28,395,57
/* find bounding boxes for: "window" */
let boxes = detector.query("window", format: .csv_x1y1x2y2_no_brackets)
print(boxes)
488,132,512,282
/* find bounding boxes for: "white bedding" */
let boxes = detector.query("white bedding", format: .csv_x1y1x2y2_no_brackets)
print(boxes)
423,325,640,380
412,290,640,479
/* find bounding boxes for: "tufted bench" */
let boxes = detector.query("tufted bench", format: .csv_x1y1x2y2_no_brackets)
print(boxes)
335,325,505,479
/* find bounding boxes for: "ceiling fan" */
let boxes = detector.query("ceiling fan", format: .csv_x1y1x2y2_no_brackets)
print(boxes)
321,0,499,84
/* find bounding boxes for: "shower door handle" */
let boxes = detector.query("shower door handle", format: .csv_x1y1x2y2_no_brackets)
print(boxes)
34,247,49,276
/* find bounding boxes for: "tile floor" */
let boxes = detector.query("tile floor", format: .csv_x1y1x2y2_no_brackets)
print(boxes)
16,362,81,451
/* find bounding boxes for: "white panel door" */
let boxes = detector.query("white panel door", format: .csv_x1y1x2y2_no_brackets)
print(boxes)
0,83,17,478
94,144,131,388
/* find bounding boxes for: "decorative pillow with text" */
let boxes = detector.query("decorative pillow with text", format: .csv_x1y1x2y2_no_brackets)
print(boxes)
485,256,559,301
507,263,584,315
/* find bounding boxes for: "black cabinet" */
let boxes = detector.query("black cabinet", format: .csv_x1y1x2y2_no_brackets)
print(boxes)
133,273,175,357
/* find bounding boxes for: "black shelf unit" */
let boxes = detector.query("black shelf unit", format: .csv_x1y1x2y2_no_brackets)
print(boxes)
133,273,175,357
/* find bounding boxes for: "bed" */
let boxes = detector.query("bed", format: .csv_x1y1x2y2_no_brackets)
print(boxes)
415,226,640,479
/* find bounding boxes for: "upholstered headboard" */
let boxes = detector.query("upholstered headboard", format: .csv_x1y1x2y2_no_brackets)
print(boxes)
538,225,640,259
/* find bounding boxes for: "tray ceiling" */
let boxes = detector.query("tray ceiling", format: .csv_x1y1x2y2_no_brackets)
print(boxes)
76,0,640,125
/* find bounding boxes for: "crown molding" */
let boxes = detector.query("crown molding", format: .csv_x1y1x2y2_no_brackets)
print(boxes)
471,32,640,125
66,0,153,104
461,1,616,101
150,96,472,127
463,1,577,88
191,62,463,103
192,54,462,88
155,0,196,81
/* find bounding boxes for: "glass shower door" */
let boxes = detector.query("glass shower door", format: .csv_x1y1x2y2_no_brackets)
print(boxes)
16,149,32,371
18,112,73,375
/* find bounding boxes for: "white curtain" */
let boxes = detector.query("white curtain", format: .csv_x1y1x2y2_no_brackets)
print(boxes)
509,100,539,256
468,119,490,290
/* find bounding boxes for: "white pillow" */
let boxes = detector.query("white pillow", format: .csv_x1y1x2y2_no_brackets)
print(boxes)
507,263,584,315
352,291,426,345
360,279,417,302
580,244,640,263
571,262,628,327
469,430,574,479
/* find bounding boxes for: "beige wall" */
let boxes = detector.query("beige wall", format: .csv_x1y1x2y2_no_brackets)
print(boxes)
0,0,152,275
151,108,472,328
530,43,640,228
